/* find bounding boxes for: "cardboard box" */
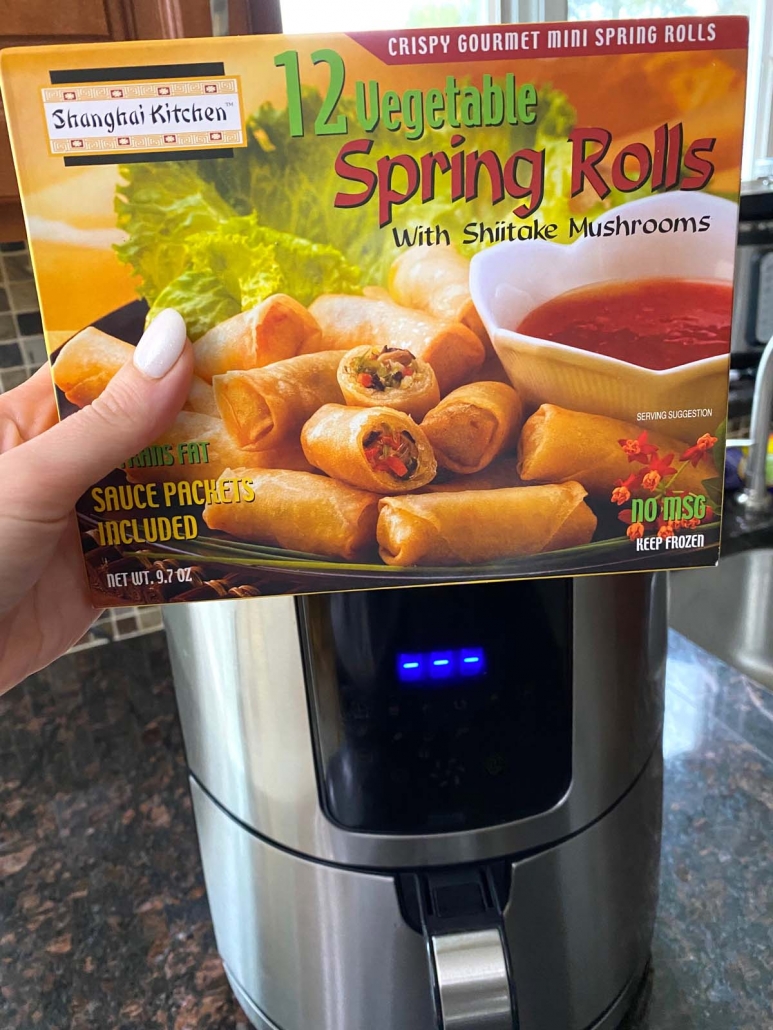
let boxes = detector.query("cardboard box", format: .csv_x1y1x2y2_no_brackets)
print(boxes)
0,17,748,605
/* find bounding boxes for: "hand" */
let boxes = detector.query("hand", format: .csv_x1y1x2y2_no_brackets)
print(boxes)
0,309,193,693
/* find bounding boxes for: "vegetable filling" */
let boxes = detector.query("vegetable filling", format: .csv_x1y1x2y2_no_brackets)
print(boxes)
351,346,417,391
363,424,419,480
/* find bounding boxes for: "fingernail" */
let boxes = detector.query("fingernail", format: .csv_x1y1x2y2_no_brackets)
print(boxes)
133,309,187,379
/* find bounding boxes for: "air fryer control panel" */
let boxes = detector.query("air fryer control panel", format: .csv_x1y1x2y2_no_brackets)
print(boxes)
299,580,573,835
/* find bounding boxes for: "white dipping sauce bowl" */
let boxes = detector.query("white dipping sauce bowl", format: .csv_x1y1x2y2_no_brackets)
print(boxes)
469,193,736,440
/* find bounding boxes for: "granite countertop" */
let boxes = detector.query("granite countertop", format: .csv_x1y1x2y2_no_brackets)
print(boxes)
0,626,771,1030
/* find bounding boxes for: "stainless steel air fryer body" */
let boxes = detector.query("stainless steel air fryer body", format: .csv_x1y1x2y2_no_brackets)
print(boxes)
165,574,667,1030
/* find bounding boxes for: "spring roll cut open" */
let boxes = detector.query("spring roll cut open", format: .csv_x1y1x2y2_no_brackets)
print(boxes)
53,327,134,407
214,350,344,451
421,381,523,475
203,469,379,560
308,294,485,395
518,405,717,496
302,403,437,494
377,483,597,566
388,247,492,353
337,344,440,421
193,294,322,382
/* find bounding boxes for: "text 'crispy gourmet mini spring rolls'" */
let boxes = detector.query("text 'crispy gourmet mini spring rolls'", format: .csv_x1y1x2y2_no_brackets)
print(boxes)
214,350,344,451
53,326,134,407
301,403,437,493
203,468,379,560
308,294,485,395
517,404,717,496
193,294,322,382
377,482,596,566
337,344,440,421
124,412,314,485
421,381,523,475
388,247,492,352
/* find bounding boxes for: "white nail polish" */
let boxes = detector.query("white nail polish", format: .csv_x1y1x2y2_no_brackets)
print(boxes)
133,308,187,379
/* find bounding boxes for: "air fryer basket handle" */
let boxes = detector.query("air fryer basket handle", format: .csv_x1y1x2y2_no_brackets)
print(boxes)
397,867,516,1029
430,928,515,1030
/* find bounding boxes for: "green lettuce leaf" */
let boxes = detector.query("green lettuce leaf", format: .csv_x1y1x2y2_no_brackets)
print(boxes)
115,161,235,299
144,213,360,339
147,269,241,342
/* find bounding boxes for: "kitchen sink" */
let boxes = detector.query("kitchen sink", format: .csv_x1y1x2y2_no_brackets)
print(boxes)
669,549,773,689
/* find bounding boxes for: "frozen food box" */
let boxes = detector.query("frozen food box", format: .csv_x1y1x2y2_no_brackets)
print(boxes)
0,17,748,605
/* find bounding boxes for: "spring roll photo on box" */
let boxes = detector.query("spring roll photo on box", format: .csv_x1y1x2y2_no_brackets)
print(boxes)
0,15,748,606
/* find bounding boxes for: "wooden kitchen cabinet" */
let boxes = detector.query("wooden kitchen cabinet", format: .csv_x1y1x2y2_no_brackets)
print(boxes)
0,0,269,242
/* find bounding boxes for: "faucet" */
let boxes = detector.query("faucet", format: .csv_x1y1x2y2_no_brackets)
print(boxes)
730,333,773,514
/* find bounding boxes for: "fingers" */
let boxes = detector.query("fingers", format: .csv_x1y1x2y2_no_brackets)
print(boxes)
1,309,193,522
0,365,59,451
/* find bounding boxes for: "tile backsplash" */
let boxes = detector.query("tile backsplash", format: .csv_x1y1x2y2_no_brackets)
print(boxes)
0,241,164,650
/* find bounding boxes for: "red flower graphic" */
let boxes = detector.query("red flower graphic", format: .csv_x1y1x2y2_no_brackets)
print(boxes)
680,433,718,467
627,522,645,541
619,431,659,464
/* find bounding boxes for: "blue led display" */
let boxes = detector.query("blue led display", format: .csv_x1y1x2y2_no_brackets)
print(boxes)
397,648,486,684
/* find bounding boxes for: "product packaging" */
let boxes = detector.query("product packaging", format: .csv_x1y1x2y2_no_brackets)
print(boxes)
0,16,748,605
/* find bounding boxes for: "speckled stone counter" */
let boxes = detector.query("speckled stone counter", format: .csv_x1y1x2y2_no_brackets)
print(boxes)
0,627,771,1030
0,633,248,1030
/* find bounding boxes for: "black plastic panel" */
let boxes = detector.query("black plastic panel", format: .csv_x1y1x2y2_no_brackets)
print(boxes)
299,581,573,835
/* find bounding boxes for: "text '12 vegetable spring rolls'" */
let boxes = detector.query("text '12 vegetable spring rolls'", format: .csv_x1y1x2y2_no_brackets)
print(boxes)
192,294,322,382
337,345,440,421
53,327,134,407
388,247,492,353
421,381,523,475
123,412,314,485
308,294,485,395
301,403,437,493
517,405,717,496
203,468,379,560
377,483,597,566
214,350,344,451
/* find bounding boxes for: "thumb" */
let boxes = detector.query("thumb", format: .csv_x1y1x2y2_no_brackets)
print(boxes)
5,308,193,521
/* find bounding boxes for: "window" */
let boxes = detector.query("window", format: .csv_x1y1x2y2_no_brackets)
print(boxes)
280,0,498,34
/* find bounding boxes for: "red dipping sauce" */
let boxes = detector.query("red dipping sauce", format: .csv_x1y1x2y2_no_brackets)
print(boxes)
517,278,732,371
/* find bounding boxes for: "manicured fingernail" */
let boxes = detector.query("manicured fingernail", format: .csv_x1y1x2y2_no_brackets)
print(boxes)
133,309,187,378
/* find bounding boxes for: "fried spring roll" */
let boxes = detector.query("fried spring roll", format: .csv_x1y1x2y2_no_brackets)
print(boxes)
308,294,485,395
124,412,314,485
388,247,492,353
203,468,379,560
423,457,522,493
421,382,523,475
214,351,344,451
377,482,596,566
517,405,717,496
193,294,322,382
301,404,437,494
53,327,133,406
184,376,220,418
337,344,440,421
